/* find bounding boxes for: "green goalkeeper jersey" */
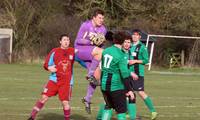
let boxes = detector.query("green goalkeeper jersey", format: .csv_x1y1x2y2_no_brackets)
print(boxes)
129,41,149,76
101,45,130,92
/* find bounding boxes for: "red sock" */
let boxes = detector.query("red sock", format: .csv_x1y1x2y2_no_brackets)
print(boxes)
63,109,70,120
30,101,44,119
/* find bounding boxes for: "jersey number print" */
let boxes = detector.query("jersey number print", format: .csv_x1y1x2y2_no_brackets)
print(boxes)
103,54,113,68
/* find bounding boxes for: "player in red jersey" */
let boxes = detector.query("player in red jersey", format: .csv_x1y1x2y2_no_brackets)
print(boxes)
27,34,75,120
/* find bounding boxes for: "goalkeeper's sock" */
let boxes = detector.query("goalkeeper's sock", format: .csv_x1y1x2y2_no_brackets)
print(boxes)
101,109,112,120
96,103,105,120
117,113,126,120
85,83,96,103
128,103,137,120
88,58,99,77
144,96,156,112
30,100,44,119
63,109,70,120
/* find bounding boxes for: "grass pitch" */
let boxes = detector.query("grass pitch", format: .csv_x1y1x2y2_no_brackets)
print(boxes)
0,63,199,120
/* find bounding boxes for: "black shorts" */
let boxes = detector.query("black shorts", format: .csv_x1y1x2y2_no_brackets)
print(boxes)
101,90,127,113
131,76,144,91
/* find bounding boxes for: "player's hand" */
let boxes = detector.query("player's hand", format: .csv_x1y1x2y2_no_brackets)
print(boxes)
128,60,137,65
131,72,138,80
48,65,57,73
89,33,96,40
90,33,105,46
126,91,135,100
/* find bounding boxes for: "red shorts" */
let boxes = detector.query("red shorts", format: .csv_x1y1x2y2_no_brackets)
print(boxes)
42,80,72,101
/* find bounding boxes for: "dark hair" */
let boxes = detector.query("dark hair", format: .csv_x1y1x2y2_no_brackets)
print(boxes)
91,8,104,17
59,34,69,41
113,31,127,44
132,29,141,35
105,31,114,41
124,31,132,40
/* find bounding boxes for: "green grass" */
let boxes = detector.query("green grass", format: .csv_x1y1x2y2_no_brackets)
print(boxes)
0,63,199,120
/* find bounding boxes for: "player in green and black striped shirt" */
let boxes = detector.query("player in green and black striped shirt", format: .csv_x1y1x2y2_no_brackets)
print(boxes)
100,31,138,120
128,29,158,120
122,37,137,120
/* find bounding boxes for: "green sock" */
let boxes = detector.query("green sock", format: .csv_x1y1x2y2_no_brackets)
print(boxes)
128,103,136,120
96,103,105,120
101,109,112,120
117,113,126,120
144,96,156,112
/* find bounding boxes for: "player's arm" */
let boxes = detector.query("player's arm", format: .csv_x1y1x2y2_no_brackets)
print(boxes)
48,65,57,73
75,48,78,53
43,49,57,72
128,46,149,65
119,58,135,100
76,23,92,45
128,59,143,65
119,56,134,91
141,46,149,65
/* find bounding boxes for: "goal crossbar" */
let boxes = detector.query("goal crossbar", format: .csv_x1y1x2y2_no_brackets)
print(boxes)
146,34,200,70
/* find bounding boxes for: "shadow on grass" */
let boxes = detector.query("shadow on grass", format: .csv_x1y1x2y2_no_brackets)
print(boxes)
38,113,89,120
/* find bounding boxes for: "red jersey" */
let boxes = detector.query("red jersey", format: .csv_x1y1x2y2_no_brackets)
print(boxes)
43,47,75,85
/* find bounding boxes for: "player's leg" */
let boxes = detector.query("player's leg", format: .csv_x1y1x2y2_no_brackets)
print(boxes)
102,108,113,120
127,80,137,120
76,46,102,114
96,103,106,120
62,101,70,120
27,95,49,120
101,91,114,120
75,55,87,68
117,113,127,120
127,93,137,120
75,59,96,110
88,46,103,78
28,80,57,120
82,83,96,114
138,91,157,120
59,84,72,120
111,90,127,120
91,46,103,60
94,65,101,81
82,66,101,114
137,77,157,120
76,46,98,78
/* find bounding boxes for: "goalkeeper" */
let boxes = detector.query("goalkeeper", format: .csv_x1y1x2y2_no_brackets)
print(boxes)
74,8,107,114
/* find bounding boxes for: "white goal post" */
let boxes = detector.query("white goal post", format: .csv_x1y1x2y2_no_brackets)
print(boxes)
0,28,13,63
146,34,200,70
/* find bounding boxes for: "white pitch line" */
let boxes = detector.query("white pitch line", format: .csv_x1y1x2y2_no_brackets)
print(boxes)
155,105,200,108
156,105,176,108
44,106,99,110
165,80,200,83
0,113,28,116
154,96,200,100
150,71,200,76
0,98,8,100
